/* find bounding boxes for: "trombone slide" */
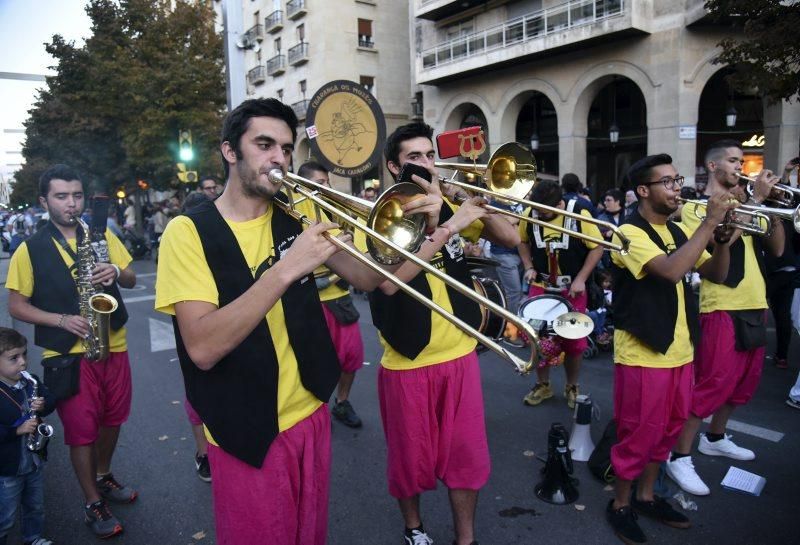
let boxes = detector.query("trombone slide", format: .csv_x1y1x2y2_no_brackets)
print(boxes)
268,169,538,375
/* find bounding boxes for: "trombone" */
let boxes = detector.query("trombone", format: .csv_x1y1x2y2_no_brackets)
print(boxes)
434,142,630,254
678,198,773,236
739,173,800,208
267,169,540,375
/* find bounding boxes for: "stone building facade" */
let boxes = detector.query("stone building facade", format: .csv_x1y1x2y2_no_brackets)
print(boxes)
413,0,800,194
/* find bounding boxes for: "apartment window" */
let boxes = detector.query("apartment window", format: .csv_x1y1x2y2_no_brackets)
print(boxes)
360,76,375,95
274,37,281,52
444,20,473,41
300,79,307,97
297,23,305,42
358,19,373,47
254,10,260,25
277,89,283,101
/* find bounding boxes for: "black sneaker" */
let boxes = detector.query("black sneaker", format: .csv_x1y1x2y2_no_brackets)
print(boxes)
97,473,137,504
631,495,690,529
84,499,123,538
195,453,211,483
606,499,647,544
404,527,433,545
332,399,362,428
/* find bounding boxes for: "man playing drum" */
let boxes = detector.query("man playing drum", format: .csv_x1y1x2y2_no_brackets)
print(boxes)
518,179,604,408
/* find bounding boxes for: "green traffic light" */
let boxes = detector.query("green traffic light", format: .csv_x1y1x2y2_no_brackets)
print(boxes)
179,147,194,161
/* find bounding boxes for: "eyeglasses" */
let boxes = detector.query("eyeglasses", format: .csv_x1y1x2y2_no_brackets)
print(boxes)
642,176,685,191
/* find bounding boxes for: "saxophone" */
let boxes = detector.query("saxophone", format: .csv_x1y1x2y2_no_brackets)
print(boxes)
20,370,54,453
74,215,119,361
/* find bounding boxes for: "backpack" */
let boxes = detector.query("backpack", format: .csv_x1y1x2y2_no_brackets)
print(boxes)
14,215,25,233
588,419,617,483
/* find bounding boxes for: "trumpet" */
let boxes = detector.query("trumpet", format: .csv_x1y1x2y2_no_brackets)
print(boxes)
678,198,773,236
739,173,800,208
268,169,540,374
435,143,630,254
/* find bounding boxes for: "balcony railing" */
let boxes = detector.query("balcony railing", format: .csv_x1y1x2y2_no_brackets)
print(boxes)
358,37,375,48
265,10,284,33
291,99,310,120
266,54,287,76
244,23,263,44
247,65,266,85
288,42,309,65
287,0,308,20
421,0,624,70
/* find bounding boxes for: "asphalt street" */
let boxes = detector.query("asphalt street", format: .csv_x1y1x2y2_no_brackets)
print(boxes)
2,256,798,545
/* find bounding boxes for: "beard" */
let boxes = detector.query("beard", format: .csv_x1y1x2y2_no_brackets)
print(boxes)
237,160,277,200
50,208,79,228
652,200,677,216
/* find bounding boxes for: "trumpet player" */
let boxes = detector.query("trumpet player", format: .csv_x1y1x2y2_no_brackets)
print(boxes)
0,327,55,545
7,165,137,538
606,154,736,545
668,140,785,497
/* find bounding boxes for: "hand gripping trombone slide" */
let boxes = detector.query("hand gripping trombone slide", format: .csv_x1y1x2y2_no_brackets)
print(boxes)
267,169,539,375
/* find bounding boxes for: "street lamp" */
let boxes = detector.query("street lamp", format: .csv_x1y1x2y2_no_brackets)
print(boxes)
530,96,539,151
726,106,738,128
609,122,619,144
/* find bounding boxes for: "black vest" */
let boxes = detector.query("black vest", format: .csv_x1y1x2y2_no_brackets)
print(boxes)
612,211,700,354
26,223,128,354
174,200,339,468
723,235,766,288
525,200,590,277
368,202,482,360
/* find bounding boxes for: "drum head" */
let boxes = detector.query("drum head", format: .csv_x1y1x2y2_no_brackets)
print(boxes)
552,312,594,340
518,295,573,334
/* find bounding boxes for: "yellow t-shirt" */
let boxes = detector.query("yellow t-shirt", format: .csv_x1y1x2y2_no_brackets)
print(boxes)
379,203,483,370
681,201,767,312
6,230,132,358
519,207,602,286
611,222,709,368
154,204,321,441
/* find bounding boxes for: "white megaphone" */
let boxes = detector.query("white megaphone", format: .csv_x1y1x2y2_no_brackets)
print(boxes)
569,394,595,462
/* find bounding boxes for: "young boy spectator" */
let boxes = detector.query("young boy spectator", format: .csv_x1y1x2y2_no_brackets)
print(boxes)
0,328,56,545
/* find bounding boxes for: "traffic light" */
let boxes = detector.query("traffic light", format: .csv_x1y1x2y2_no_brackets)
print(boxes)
179,129,194,162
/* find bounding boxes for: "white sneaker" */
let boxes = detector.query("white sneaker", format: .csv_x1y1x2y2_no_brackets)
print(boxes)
698,433,755,461
665,456,710,496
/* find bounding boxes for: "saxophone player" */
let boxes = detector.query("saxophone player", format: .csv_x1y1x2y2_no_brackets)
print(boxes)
7,164,137,539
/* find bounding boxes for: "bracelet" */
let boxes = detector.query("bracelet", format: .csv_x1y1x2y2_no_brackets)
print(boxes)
57,314,67,329
111,264,121,280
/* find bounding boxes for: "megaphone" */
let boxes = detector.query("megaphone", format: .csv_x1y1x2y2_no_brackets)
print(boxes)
535,423,579,505
569,394,596,462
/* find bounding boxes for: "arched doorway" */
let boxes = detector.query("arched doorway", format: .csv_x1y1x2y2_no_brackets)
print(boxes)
459,104,490,163
697,68,764,181
515,92,558,177
586,77,647,197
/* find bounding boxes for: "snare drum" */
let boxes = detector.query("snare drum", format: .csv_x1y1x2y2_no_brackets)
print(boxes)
471,276,507,341
518,294,573,337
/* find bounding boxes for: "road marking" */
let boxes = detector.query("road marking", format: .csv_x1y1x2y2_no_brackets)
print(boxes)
137,273,157,278
149,317,176,352
702,417,784,443
123,295,155,303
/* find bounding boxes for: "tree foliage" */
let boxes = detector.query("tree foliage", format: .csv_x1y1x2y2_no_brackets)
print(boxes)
12,0,225,206
705,0,800,103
